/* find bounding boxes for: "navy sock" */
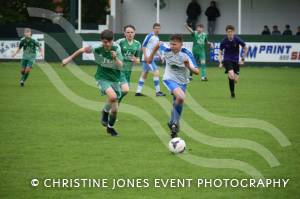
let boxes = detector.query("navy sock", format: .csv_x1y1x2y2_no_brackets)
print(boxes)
229,78,235,94
171,102,183,124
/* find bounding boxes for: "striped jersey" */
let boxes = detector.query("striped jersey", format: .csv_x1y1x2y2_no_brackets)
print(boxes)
159,43,198,84
141,32,160,61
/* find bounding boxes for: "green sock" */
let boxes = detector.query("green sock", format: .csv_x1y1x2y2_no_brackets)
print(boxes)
20,71,25,81
118,92,127,104
201,64,206,78
103,103,111,113
23,72,30,81
20,74,25,81
108,113,117,127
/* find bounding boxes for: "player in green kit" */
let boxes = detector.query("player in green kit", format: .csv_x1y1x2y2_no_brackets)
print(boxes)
185,24,213,81
12,28,42,87
116,25,141,104
62,30,123,136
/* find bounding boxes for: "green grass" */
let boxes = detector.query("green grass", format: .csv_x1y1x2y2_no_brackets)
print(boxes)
0,62,300,198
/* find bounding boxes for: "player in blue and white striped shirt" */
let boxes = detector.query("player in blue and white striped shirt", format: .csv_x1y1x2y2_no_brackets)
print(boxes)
135,23,166,97
147,34,199,138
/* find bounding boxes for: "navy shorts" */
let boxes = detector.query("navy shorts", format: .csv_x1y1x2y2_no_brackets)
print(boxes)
223,61,240,75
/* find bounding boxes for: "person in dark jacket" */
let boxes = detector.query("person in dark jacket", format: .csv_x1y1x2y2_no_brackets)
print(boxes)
261,25,271,35
296,26,300,36
186,0,202,30
272,25,281,35
282,25,293,35
205,1,220,35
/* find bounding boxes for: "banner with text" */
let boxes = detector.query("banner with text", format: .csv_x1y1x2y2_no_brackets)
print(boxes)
210,42,300,63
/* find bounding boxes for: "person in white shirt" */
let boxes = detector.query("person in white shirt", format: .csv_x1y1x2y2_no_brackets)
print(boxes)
147,34,199,138
135,23,166,97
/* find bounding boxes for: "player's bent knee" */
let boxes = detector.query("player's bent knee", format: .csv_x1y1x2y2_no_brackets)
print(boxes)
228,72,235,80
109,96,117,103
176,96,185,104
174,92,185,104
25,67,32,72
106,90,118,103
121,84,129,93
110,107,118,115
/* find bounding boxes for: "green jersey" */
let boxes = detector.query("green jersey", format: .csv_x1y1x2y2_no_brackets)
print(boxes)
191,31,208,53
116,38,141,68
92,42,124,82
19,37,40,61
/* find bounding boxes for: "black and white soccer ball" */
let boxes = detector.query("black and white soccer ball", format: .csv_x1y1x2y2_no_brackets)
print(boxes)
168,137,186,154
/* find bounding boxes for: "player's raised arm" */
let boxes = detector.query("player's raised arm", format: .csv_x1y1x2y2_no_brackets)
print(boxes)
218,40,225,68
36,40,44,58
184,23,194,33
240,46,248,65
184,59,199,75
218,49,223,68
12,40,23,58
61,46,90,66
142,47,148,62
237,36,247,65
111,46,123,67
131,43,141,64
146,43,160,64
206,38,214,48
131,55,140,65
11,48,21,58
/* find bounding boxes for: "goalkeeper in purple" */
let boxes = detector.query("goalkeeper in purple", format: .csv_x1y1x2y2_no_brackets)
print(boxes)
219,25,248,98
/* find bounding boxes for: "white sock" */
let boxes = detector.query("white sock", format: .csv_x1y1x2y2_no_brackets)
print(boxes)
153,77,160,93
136,77,145,93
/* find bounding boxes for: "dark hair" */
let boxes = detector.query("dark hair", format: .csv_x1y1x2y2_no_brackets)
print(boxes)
264,25,268,28
196,24,204,28
225,25,235,31
124,24,136,32
153,23,161,29
285,24,290,29
273,25,278,29
100,29,114,41
170,34,183,42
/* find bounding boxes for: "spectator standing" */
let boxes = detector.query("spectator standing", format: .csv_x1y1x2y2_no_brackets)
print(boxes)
186,0,202,30
272,25,281,35
261,25,271,35
282,24,293,35
296,26,300,36
205,1,220,35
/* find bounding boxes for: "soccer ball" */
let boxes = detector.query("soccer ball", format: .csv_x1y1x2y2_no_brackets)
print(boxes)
168,137,186,154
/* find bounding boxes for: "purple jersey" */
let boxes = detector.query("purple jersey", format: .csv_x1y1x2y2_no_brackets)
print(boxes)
220,36,246,63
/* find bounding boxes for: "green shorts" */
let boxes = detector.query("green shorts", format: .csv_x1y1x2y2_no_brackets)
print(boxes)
193,51,206,63
120,70,132,85
97,79,122,99
21,59,35,68
120,62,133,85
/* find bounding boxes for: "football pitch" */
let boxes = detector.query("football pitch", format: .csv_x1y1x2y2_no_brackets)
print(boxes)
0,62,300,198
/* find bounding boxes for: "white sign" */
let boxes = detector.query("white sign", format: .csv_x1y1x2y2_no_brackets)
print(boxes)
83,41,300,63
82,41,97,60
0,34,45,60
210,42,300,63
